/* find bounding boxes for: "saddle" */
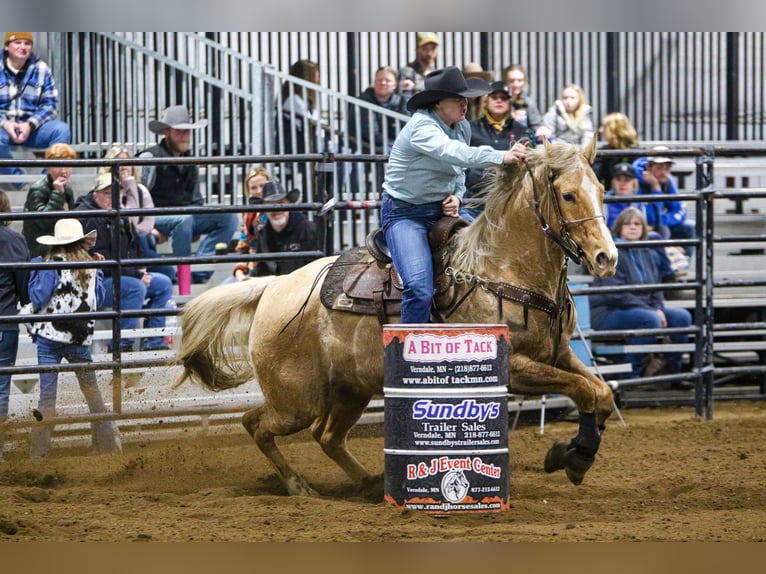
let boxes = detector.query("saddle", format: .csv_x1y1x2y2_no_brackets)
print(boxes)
319,217,469,325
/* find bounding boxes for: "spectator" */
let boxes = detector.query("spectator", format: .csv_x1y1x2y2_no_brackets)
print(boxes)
462,62,493,121
604,162,645,229
139,105,238,284
383,66,527,323
355,66,409,153
503,64,551,140
21,143,77,258
0,190,30,462
605,163,677,282
231,180,317,279
592,112,639,187
632,146,696,248
397,33,439,100
75,174,173,352
542,83,595,148
461,81,527,222
276,60,327,189
99,146,175,282
27,218,122,457
233,166,270,255
0,32,71,184
589,207,692,382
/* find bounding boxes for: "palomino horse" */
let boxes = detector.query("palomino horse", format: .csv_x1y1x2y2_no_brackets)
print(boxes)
175,138,618,496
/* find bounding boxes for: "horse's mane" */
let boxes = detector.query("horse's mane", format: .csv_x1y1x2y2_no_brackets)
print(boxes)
452,141,583,271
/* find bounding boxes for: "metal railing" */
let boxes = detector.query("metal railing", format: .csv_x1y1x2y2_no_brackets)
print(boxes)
2,146,765,445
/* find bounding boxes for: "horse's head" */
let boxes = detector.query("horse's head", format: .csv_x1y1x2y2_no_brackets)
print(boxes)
531,137,617,277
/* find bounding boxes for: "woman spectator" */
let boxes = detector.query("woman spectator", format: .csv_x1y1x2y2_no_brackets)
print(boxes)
589,207,692,382
99,146,175,282
503,64,551,140
0,190,30,462
461,81,527,221
542,83,595,148
592,112,639,187
382,66,527,324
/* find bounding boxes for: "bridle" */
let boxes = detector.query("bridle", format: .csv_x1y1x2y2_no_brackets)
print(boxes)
522,157,604,266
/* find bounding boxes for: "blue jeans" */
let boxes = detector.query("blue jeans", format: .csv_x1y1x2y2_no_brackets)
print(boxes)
135,231,177,283
593,306,692,377
381,193,443,324
103,273,174,350
0,120,72,177
0,330,20,461
154,212,238,282
31,336,122,458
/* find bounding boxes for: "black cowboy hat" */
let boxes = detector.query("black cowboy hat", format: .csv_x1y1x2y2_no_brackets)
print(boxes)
406,66,492,113
262,180,301,203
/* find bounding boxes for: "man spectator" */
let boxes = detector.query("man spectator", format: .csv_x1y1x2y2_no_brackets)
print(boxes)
139,105,238,284
397,32,439,100
632,145,696,248
0,32,71,184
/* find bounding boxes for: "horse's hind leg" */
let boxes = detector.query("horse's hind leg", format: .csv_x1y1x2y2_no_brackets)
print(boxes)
242,405,319,497
312,384,374,484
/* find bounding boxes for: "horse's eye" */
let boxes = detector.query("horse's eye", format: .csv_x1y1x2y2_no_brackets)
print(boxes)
562,192,576,203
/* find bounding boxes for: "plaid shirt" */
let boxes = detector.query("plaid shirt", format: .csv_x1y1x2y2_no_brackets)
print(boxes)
0,53,59,128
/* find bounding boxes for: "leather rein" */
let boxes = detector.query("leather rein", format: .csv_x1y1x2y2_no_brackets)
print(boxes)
443,159,603,334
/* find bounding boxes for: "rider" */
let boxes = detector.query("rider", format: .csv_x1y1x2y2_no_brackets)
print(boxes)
382,66,528,324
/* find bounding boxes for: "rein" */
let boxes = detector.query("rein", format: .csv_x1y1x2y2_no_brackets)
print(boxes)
522,158,603,265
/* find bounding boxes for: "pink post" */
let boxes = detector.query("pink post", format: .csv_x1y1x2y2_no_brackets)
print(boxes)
177,264,191,295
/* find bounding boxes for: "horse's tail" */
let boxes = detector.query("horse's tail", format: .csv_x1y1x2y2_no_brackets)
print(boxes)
173,277,275,391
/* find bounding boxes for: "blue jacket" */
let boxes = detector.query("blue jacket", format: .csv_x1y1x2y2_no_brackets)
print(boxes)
383,109,506,204
0,53,59,128
589,238,665,329
632,157,687,230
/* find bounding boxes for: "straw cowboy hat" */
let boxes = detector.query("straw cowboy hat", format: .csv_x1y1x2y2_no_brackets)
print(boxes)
148,105,208,135
462,62,493,83
37,218,97,247
262,180,301,204
406,66,492,113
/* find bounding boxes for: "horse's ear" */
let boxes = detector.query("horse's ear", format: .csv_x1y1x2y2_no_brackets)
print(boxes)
582,133,598,164
542,135,551,154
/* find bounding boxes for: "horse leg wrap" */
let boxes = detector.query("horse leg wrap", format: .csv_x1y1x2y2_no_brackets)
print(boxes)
561,412,601,485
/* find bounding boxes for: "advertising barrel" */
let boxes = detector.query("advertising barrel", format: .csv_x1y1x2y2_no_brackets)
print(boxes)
383,324,510,514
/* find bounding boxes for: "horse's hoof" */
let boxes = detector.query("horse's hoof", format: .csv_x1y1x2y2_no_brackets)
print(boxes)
285,475,320,497
563,449,595,486
544,441,570,473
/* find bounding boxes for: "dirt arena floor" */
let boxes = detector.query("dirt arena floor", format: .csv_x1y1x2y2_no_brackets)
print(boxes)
0,401,763,542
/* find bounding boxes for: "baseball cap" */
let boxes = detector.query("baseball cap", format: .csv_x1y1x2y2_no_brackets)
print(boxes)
647,145,675,164
611,163,636,179
416,32,439,47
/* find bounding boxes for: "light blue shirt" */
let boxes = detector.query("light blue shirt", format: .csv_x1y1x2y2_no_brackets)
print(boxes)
383,109,506,204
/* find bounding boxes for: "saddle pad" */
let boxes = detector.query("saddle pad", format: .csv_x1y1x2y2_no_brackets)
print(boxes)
319,247,402,317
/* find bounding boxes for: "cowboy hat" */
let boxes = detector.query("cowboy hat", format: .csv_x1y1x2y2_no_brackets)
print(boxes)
463,62,493,83
148,105,208,135
406,66,492,113
262,180,301,203
37,218,97,247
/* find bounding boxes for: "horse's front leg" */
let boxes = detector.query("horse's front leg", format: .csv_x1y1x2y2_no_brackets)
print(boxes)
508,352,612,485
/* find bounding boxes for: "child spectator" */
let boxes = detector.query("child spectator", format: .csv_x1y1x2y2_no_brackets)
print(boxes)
21,143,77,258
27,218,122,458
542,83,595,148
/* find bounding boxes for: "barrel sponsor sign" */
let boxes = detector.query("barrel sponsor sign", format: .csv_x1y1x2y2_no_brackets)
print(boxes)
383,324,510,514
